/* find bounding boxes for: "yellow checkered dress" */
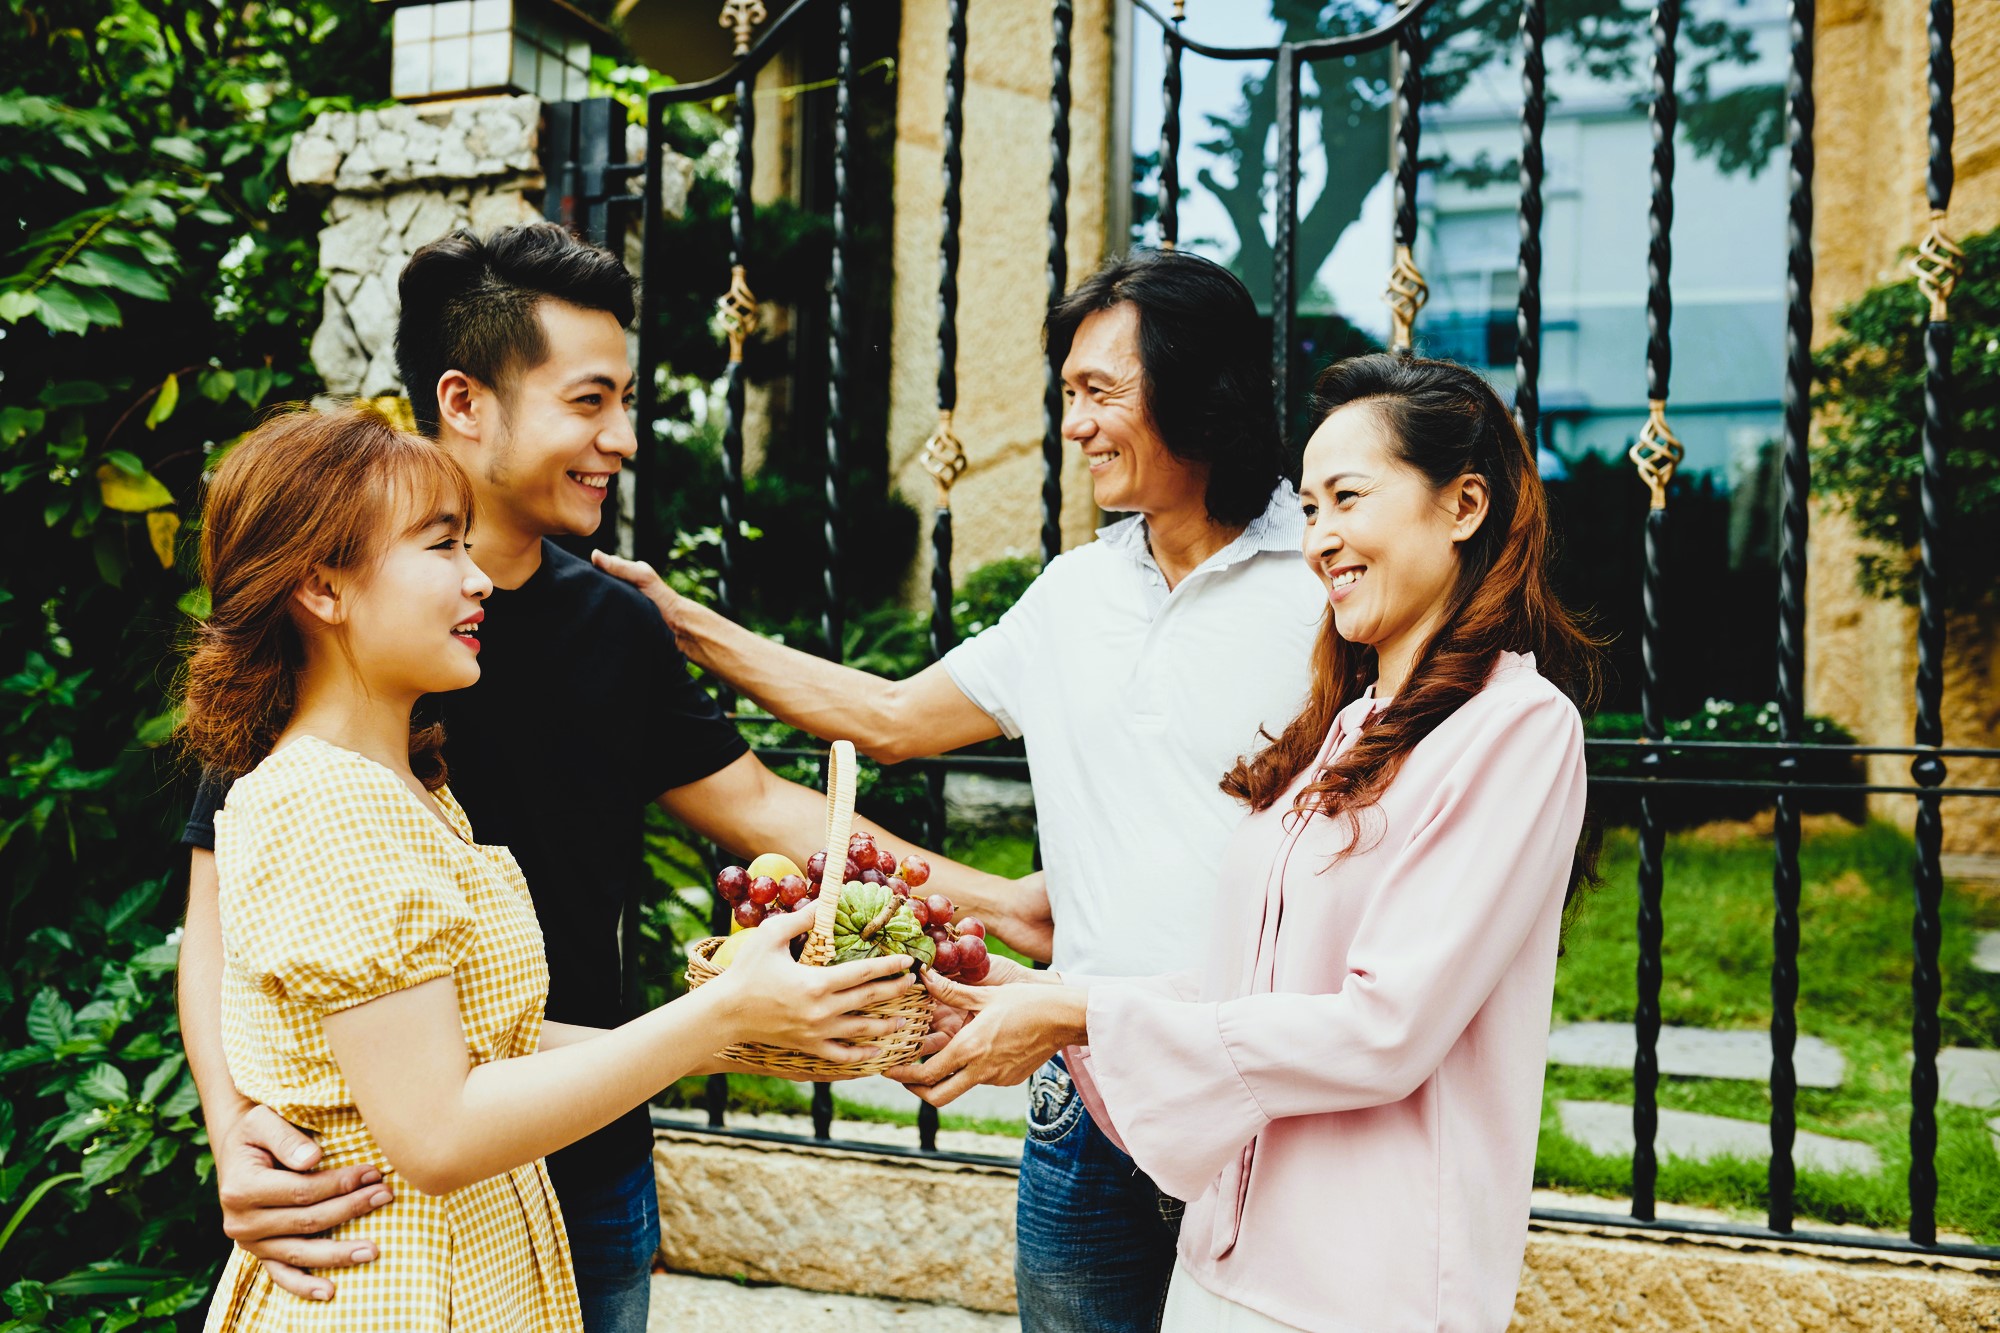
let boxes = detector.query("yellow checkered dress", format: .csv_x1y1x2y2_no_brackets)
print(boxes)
203,736,583,1332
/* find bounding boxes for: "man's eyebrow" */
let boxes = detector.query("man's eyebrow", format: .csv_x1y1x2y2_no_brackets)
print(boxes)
560,373,637,394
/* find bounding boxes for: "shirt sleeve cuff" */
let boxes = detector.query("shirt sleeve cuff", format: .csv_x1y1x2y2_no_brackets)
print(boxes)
940,650,1023,739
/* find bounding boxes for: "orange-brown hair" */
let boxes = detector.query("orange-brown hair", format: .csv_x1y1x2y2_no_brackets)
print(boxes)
1221,354,1605,902
179,406,476,787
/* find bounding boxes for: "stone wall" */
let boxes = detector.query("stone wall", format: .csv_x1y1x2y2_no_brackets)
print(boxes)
888,0,1115,600
1809,2,2000,853
287,96,545,399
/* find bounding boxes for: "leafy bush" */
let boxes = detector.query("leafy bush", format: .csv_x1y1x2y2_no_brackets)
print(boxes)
1586,698,1863,829
1813,225,2000,609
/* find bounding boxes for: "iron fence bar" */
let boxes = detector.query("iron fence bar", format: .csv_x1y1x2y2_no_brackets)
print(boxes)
1385,4,1426,356
1271,44,1299,442
1629,0,1681,1225
1529,1210,2000,1262
1585,740,2000,760
1586,777,1997,797
1908,0,1957,1249
635,93,668,571
822,1,855,665
653,1112,1022,1170
1128,0,1438,62
1043,0,1071,567
1766,0,1815,1236
1158,0,1183,249
658,0,831,102
1513,0,1544,445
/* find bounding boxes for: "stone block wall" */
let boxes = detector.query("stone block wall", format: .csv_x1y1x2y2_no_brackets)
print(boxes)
287,96,545,399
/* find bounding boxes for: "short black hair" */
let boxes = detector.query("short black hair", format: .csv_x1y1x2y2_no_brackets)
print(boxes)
1045,249,1283,527
395,222,637,436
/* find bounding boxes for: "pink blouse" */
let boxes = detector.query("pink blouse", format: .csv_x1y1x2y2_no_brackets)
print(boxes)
1068,652,1587,1333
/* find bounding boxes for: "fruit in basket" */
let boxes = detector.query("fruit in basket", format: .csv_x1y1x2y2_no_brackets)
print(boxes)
748,852,803,882
711,930,750,968
748,875,779,906
731,899,763,932
831,880,936,967
898,855,931,888
716,865,750,905
777,874,812,907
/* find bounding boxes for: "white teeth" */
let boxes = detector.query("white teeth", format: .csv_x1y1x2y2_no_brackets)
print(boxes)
569,472,609,490
1331,569,1364,588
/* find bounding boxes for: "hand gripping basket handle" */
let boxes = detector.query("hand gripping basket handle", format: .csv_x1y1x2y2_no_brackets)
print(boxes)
801,740,856,966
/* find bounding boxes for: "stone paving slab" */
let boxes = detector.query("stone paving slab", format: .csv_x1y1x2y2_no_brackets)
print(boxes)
649,1272,1018,1332
1972,930,2000,974
1547,1022,1845,1087
1936,1046,2000,1109
1556,1100,1881,1174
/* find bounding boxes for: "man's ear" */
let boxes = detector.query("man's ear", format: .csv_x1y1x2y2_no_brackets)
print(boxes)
1449,474,1491,544
435,370,486,444
292,566,346,629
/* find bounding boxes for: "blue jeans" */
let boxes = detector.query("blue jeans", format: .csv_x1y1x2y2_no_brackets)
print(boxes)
560,1157,658,1333
1015,1055,1180,1333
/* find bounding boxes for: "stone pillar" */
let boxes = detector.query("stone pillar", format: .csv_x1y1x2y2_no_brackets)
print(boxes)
1809,3,2000,857
888,0,1116,600
286,96,545,400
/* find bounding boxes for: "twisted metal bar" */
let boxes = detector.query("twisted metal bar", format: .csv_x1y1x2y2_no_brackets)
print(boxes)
1630,0,1679,1224
1044,0,1071,565
1513,0,1545,444
633,95,667,571
1386,5,1426,354
1271,47,1299,444
937,0,968,424
1908,0,1955,1248
1767,0,1815,1236
821,1,856,665
1160,3,1183,248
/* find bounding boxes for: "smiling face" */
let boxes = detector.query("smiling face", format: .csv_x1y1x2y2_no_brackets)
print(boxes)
324,497,494,702
459,298,638,543
1299,400,1488,686
1060,302,1209,517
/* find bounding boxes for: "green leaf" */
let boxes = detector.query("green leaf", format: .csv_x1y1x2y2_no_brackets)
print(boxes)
80,1132,150,1188
138,1055,183,1106
157,1076,200,1119
76,1064,130,1105
39,381,108,407
47,164,86,193
197,368,236,403
74,252,169,302
142,373,179,430
24,989,72,1047
175,586,210,620
4,1278,54,1321
0,406,43,446
95,463,172,511
151,136,202,166
101,449,146,477
0,291,39,323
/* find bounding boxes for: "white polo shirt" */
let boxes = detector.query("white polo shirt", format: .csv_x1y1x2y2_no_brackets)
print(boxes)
943,483,1325,977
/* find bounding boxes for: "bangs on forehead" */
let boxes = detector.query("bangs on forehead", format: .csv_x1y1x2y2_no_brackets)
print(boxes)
378,434,477,541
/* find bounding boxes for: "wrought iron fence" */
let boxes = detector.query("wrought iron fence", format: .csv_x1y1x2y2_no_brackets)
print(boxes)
557,0,2000,1259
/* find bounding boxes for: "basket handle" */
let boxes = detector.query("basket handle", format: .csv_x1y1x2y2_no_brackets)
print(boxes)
804,740,856,963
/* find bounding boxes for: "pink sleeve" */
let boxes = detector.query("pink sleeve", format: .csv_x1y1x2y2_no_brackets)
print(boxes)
1062,970,1201,1156
1078,692,1587,1201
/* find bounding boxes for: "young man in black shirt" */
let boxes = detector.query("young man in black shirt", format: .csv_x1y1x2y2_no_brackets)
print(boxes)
174,224,1049,1333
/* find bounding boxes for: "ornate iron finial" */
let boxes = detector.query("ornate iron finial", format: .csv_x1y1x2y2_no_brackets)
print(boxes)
1628,398,1683,511
921,409,968,503
1172,0,1187,19
720,0,767,57
1383,243,1429,353
718,264,758,363
1909,210,1963,322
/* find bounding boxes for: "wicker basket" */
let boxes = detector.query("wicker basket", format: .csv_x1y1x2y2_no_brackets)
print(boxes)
683,739,940,1077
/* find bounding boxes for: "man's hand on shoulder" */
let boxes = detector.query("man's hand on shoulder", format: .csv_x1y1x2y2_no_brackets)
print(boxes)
212,1103,392,1301
591,549,701,655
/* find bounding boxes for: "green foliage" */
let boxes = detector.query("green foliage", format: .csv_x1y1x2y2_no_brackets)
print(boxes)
1812,226,2000,610
1585,699,1863,828
1,0,389,1320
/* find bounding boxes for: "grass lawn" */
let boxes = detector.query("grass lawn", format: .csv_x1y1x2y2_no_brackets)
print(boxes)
1542,817,2000,1241
652,817,2000,1241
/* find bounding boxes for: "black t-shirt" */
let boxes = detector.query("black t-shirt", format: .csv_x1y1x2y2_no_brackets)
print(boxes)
185,540,748,1190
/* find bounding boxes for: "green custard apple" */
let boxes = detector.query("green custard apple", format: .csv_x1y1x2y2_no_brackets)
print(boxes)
831,880,936,967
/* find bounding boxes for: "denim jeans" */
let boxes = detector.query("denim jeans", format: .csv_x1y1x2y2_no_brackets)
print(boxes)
559,1157,659,1333
1015,1054,1181,1333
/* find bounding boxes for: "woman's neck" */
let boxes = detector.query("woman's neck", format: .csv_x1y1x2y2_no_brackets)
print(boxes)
283,655,421,780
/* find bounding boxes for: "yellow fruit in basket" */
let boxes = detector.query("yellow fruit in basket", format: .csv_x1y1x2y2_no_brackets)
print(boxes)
711,932,749,968
747,852,802,881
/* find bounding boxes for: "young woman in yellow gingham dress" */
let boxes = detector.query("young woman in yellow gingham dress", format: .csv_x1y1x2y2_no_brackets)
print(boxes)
180,410,919,1331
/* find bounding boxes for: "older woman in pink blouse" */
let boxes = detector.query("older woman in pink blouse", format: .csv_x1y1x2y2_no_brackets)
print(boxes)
897,354,1603,1332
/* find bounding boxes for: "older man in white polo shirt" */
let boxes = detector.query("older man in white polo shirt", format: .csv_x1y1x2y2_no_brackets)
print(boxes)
598,249,1323,1333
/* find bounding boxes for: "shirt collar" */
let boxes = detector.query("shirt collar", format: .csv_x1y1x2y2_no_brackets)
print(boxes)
1095,480,1304,572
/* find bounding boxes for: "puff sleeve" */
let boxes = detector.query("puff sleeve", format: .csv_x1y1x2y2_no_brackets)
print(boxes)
216,766,476,1017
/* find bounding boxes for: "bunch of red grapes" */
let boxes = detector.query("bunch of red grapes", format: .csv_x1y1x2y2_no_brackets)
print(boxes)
712,830,990,982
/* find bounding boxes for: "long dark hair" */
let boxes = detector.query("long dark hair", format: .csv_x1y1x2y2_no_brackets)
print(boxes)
1221,354,1605,902
1046,249,1283,526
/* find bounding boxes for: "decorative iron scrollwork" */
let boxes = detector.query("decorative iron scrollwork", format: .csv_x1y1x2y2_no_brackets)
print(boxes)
719,0,767,57
1383,243,1429,353
1909,211,1963,322
921,410,968,501
718,264,758,363
1628,397,1683,511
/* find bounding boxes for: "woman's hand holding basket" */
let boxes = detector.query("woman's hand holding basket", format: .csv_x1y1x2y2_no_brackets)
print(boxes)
697,905,918,1064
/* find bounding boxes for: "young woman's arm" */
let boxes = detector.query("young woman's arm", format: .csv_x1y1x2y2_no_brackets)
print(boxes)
323,911,913,1196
